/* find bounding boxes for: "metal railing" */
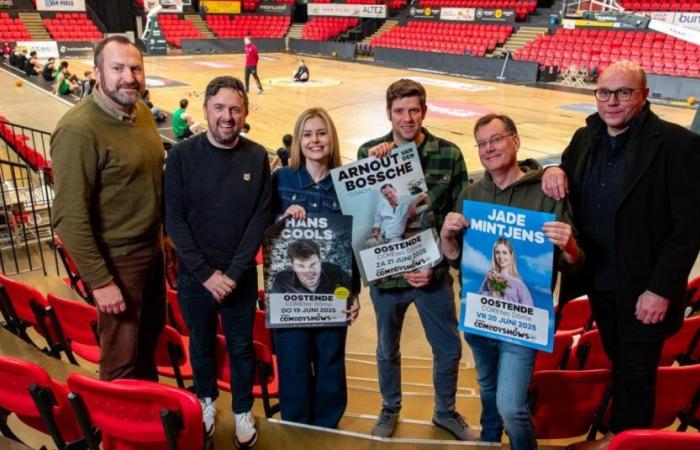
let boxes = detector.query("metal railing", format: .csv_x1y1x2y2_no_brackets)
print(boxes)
0,119,57,276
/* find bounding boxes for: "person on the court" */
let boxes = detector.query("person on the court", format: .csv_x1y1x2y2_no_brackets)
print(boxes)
51,36,166,382
542,60,700,450
357,79,473,440
172,98,201,140
244,36,264,95
165,76,270,449
293,59,309,83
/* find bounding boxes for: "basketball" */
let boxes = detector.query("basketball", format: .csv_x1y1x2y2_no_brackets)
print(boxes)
688,96,697,106
15,79,22,87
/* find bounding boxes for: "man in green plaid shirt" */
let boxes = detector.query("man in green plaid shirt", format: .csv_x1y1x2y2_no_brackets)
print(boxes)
357,79,473,440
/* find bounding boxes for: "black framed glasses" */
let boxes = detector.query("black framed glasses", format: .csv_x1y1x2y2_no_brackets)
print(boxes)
475,133,514,150
594,88,639,102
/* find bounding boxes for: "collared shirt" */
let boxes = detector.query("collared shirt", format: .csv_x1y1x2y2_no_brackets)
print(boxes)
358,127,469,289
92,87,137,123
581,122,633,290
373,194,413,240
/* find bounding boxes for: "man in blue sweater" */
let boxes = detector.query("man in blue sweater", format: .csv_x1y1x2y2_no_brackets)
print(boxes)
165,76,271,449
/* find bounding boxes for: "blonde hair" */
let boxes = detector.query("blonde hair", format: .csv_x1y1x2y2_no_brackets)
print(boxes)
492,237,520,278
289,107,341,170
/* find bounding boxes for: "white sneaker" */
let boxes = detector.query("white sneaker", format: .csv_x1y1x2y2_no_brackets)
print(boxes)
234,410,258,449
200,397,216,437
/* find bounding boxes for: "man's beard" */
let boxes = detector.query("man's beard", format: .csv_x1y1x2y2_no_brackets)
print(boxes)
100,73,141,108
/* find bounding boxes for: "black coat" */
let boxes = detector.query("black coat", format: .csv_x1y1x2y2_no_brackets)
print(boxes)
561,105,700,341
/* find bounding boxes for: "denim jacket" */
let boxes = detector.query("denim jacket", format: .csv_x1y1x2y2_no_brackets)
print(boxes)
272,165,341,217
271,165,360,294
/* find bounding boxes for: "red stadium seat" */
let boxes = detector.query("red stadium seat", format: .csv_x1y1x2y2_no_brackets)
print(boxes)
67,373,204,450
0,356,83,447
529,369,612,439
46,293,100,365
608,429,700,450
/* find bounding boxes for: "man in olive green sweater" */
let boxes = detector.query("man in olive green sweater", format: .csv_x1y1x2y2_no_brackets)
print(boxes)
51,36,166,381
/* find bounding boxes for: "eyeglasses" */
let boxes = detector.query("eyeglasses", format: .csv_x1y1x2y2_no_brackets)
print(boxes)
475,133,514,150
593,88,639,102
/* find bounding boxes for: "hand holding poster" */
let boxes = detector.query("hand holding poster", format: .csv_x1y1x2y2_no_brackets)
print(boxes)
331,143,442,284
264,214,353,328
459,201,555,351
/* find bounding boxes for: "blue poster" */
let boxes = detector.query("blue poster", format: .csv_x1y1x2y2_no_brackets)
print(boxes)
459,200,555,352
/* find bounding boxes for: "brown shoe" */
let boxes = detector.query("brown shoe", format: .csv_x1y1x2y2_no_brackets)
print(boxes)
566,432,615,450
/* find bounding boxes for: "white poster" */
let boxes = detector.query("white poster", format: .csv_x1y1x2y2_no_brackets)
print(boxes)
36,0,86,12
307,3,386,19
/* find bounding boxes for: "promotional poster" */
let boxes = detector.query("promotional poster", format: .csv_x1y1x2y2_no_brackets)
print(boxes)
330,143,442,284
459,201,555,351
264,214,353,328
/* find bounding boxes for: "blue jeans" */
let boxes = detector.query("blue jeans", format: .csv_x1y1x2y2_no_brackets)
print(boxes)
274,326,348,428
178,270,257,414
369,282,461,418
464,333,537,450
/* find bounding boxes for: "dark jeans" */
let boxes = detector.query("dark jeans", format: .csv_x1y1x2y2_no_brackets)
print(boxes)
274,326,348,428
97,244,166,381
369,282,462,418
178,269,257,413
589,291,664,433
244,66,262,92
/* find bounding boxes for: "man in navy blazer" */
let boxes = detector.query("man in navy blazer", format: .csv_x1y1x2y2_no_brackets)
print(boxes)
543,60,700,450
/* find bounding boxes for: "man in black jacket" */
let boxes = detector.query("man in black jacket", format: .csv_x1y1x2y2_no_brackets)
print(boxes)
165,76,270,449
543,60,700,449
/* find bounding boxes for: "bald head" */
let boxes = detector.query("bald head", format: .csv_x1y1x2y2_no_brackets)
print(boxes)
595,60,649,136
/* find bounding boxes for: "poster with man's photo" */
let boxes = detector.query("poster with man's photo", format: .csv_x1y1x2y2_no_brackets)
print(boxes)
263,214,353,328
330,143,442,284
459,201,555,352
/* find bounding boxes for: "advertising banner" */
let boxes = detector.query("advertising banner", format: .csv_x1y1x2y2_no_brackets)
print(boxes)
57,41,96,58
308,3,386,18
440,7,476,22
16,40,59,59
459,201,555,352
264,214,353,328
474,8,516,23
201,0,241,14
36,0,86,12
331,143,442,284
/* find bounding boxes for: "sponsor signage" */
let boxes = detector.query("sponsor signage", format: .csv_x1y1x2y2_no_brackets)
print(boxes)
308,3,386,18
57,41,96,58
440,7,476,22
408,6,441,20
648,11,700,31
201,0,240,14
255,3,290,15
475,8,516,23
0,0,15,9
36,0,86,12
16,40,59,59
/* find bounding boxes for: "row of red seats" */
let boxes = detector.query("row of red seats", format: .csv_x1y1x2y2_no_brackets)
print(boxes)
301,17,359,41
206,14,290,38
618,0,700,11
513,28,700,78
0,17,31,40
43,12,103,41
0,118,52,177
158,15,203,48
372,21,512,56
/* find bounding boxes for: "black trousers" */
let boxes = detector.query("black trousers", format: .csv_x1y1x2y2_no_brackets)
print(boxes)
244,66,262,92
589,291,664,433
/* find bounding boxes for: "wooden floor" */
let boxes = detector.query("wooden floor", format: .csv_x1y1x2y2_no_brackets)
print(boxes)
2,52,697,168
